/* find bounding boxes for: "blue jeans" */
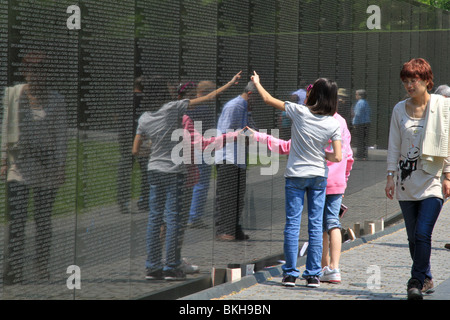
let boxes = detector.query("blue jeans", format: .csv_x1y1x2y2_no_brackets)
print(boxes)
188,162,212,224
282,176,327,278
145,171,185,271
399,197,443,285
323,194,342,233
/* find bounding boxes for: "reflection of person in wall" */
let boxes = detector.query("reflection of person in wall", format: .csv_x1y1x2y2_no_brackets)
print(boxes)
133,71,241,281
290,87,307,105
186,81,216,228
351,89,370,160
178,82,242,274
116,78,138,215
133,76,151,212
385,58,450,300
1,51,68,284
276,87,307,141
337,88,351,126
214,81,257,242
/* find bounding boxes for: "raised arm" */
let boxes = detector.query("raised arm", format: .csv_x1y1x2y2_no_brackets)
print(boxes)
250,71,285,111
188,71,242,107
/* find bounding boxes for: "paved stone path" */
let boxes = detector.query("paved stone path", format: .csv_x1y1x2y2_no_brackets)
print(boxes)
216,200,450,300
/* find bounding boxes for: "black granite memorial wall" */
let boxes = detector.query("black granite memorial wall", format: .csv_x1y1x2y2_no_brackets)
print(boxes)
0,0,449,299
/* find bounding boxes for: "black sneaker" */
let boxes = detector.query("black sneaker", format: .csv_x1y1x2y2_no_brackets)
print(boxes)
282,275,296,287
163,268,186,281
407,278,423,300
145,268,163,280
305,276,320,288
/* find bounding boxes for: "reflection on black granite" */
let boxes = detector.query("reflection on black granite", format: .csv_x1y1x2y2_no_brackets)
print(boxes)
0,0,447,299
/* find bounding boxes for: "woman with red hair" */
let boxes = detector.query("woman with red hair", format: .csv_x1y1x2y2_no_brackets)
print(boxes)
385,58,450,299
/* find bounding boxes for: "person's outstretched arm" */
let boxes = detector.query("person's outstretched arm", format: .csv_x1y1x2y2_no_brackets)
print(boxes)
189,71,242,107
251,71,285,111
246,127,291,155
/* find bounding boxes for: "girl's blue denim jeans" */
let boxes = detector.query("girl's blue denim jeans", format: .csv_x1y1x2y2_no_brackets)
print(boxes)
323,194,343,232
399,197,443,285
146,171,185,271
282,176,327,278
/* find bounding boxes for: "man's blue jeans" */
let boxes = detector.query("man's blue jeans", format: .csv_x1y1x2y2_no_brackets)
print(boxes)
145,171,184,271
399,197,443,285
282,176,327,278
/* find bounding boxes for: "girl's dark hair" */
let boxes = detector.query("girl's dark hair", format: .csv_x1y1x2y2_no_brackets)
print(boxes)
305,78,338,116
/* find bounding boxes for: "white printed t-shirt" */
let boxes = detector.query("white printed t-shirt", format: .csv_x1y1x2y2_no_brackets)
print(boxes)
387,100,443,200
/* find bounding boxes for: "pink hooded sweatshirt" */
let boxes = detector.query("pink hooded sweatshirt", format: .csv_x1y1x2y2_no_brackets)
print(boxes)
254,113,354,195
182,114,238,187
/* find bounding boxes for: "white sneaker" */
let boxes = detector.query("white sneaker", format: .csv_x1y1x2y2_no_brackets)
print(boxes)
320,266,341,283
180,258,199,274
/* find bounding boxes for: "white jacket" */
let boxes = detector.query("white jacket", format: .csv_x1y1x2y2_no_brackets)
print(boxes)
421,94,450,176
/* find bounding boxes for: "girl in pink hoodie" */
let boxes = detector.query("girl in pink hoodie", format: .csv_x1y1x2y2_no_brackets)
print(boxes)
247,111,353,283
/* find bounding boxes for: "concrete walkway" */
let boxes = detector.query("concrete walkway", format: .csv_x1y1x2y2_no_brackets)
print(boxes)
184,199,450,300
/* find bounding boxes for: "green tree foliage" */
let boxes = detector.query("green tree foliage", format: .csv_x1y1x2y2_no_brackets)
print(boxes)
415,0,450,11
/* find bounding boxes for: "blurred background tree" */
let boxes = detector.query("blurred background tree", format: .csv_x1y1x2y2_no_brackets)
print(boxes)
416,0,450,11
